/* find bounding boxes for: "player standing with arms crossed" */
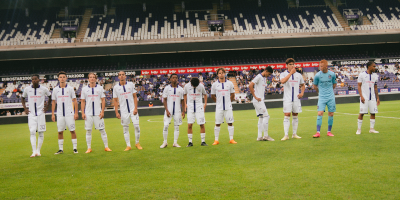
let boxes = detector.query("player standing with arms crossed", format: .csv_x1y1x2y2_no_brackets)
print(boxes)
113,71,142,151
211,68,237,145
81,73,112,153
22,74,52,157
160,73,185,148
184,77,208,147
249,66,275,141
52,71,79,154
356,61,380,135
280,58,305,141
313,60,337,138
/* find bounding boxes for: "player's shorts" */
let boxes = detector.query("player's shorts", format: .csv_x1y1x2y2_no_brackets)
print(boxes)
57,115,76,132
252,101,268,117
121,112,140,126
215,109,234,124
360,100,378,114
187,110,206,125
164,111,183,126
283,101,302,113
85,115,105,130
317,98,336,112
28,114,46,133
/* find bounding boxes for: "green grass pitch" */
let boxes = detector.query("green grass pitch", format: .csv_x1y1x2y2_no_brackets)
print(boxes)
1,101,400,199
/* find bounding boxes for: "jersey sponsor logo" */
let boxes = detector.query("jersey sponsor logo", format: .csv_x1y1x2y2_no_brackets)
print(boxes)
328,75,331,79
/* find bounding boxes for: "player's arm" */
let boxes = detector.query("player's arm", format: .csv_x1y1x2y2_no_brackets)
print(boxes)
51,100,56,122
358,82,365,103
113,98,121,119
21,97,30,114
230,92,235,102
81,98,86,120
133,92,138,115
313,74,319,93
183,94,187,113
313,84,319,93
211,94,217,102
100,97,105,119
203,94,207,111
374,84,380,106
72,98,78,120
163,97,170,117
44,95,51,112
332,83,337,89
281,68,296,84
181,98,185,119
298,83,305,98
249,82,260,102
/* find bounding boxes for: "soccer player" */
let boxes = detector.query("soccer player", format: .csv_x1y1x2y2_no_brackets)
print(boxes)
249,66,275,141
356,61,380,134
160,73,185,148
22,74,52,157
52,71,79,154
113,71,142,151
81,73,112,153
184,77,208,147
313,60,337,138
280,58,305,141
211,68,237,145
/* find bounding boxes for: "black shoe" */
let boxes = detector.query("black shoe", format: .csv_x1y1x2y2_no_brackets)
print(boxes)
201,142,208,146
73,149,78,154
54,150,63,155
187,142,193,147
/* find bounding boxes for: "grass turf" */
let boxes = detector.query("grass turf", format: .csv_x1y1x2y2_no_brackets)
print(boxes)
1,101,400,199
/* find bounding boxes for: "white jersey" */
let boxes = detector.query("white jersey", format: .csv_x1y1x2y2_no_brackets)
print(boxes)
211,79,235,111
162,85,184,115
52,85,76,117
81,84,105,116
280,71,304,102
251,74,267,102
358,71,378,101
184,83,207,113
113,82,137,115
22,85,51,117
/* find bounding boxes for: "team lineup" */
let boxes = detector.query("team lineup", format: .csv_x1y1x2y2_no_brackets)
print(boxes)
22,59,381,157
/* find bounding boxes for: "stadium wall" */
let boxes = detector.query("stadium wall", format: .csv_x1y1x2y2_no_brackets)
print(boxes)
1,93,399,125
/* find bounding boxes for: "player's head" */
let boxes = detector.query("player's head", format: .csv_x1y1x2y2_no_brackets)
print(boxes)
319,60,328,73
31,74,40,86
88,72,97,84
170,73,178,84
286,58,295,70
216,68,226,79
262,66,273,77
367,61,376,72
118,71,126,81
190,77,200,87
57,71,67,83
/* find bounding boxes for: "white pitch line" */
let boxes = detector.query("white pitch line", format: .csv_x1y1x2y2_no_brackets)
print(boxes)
303,110,400,120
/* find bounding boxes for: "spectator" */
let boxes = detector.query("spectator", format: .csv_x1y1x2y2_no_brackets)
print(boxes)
147,93,151,100
6,110,11,116
394,77,400,83
0,97,3,104
17,110,21,115
13,88,17,93
16,93,20,99
149,102,153,107
348,85,353,90
384,83,388,89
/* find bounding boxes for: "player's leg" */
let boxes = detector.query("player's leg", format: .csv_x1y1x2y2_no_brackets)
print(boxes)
173,114,182,147
282,101,291,141
66,116,78,153
292,101,302,139
314,100,326,138
225,110,236,144
197,111,207,146
369,100,379,133
187,111,195,147
160,112,171,148
121,113,131,151
253,101,264,141
326,98,336,136
36,114,46,156
55,116,65,154
257,103,273,141
131,113,142,149
93,116,111,151
28,116,38,157
213,110,224,145
85,115,93,153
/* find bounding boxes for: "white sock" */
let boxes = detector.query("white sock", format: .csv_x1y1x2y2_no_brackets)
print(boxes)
292,116,299,135
58,139,64,151
37,132,44,153
163,125,169,143
173,126,179,144
72,139,77,150
86,130,92,149
188,134,192,143
228,126,234,140
357,119,363,130
201,133,205,142
284,116,290,136
257,116,263,138
134,125,140,144
214,126,221,141
99,129,108,148
370,119,375,129
123,126,131,147
263,115,269,137
30,131,36,153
